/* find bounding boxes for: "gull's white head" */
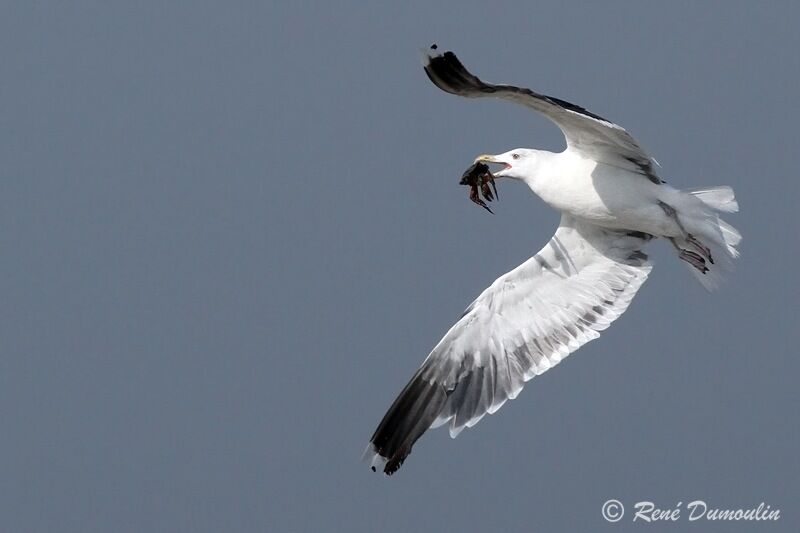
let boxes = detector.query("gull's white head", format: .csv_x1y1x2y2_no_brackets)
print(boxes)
474,149,541,181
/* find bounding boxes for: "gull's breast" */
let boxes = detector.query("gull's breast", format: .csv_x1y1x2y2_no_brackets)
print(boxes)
533,156,666,231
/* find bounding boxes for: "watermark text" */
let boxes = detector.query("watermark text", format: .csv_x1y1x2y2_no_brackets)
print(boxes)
602,499,780,524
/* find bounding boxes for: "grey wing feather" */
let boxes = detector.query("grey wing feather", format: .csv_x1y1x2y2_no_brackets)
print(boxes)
423,48,662,184
366,216,652,474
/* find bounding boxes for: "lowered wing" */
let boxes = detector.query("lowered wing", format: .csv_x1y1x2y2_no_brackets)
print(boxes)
366,216,653,474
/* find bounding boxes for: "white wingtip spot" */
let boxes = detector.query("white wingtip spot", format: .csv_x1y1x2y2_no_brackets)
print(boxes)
362,443,387,474
420,43,442,66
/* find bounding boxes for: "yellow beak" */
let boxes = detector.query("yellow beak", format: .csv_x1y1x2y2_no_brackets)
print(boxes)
473,154,498,164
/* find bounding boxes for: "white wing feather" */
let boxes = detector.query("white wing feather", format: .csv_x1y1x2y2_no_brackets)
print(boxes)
422,216,652,436
367,216,652,473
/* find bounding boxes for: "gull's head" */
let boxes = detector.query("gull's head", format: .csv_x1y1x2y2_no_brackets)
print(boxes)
473,149,539,181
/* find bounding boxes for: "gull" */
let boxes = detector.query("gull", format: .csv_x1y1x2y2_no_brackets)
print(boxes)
365,47,741,475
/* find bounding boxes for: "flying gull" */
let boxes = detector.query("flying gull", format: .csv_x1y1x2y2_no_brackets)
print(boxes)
365,47,741,475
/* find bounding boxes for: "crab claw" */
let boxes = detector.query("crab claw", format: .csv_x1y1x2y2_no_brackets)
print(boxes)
480,181,494,202
469,184,493,214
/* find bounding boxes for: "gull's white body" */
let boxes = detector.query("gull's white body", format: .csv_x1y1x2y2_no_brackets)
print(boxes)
365,47,741,476
519,149,679,236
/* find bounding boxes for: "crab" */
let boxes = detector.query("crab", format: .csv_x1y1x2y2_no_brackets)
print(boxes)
459,161,499,213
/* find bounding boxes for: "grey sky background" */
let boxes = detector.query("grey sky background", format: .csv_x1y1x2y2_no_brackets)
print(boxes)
1,2,798,532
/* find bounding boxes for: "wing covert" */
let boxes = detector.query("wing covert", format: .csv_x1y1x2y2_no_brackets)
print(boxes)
423,48,662,184
367,216,652,474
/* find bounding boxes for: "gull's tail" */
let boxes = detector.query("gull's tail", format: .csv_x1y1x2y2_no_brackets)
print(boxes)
673,186,741,291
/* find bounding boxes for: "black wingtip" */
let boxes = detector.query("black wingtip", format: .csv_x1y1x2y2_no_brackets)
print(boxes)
422,48,615,125
422,48,493,97
421,43,445,68
420,44,440,69
367,371,447,475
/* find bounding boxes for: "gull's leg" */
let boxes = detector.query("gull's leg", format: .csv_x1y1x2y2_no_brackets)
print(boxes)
660,201,713,265
686,234,714,264
679,250,709,273
670,237,709,274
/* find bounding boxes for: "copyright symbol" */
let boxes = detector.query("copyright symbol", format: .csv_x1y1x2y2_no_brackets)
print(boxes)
602,499,624,523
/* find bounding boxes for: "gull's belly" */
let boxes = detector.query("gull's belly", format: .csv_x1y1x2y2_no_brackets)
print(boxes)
534,159,677,235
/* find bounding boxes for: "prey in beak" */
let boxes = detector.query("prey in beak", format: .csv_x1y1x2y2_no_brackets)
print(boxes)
460,155,506,213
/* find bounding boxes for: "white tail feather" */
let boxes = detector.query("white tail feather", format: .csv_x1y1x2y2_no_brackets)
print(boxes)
717,218,742,258
688,186,739,213
673,185,741,291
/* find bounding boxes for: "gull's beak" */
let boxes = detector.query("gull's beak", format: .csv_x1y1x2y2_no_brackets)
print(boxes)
474,154,499,164
474,154,511,175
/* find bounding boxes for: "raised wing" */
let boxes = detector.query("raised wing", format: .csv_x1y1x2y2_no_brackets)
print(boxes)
423,48,662,184
366,216,652,474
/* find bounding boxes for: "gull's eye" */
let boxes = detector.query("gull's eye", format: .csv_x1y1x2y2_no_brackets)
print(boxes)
512,153,520,160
